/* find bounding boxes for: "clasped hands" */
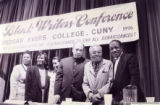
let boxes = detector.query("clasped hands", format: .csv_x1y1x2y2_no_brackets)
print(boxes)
89,90,102,102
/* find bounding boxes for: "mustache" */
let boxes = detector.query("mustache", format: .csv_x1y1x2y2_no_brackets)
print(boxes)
92,55,101,58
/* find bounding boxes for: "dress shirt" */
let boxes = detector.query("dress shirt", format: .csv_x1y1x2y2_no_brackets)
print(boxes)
39,68,46,88
114,57,120,79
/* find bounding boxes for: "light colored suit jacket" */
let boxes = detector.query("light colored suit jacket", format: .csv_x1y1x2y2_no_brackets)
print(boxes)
83,59,113,101
9,64,27,100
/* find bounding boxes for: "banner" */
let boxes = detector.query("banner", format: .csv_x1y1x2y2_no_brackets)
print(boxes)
0,2,139,54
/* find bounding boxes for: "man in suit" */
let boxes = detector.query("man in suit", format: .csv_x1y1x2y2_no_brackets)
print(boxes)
54,43,89,103
109,40,145,105
83,45,113,105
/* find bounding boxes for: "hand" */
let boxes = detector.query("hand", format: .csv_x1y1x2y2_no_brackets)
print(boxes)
53,95,60,104
91,94,102,102
119,100,124,105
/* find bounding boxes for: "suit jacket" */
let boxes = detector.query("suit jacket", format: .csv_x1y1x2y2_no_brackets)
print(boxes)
83,59,113,102
25,66,50,103
110,53,145,103
54,57,89,101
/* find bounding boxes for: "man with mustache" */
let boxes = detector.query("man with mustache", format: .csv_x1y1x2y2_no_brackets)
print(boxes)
82,45,113,105
109,40,145,105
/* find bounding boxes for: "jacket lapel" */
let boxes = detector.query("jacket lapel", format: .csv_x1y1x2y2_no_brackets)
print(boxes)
35,67,42,90
73,62,83,76
89,62,95,76
70,57,75,76
36,67,49,102
114,54,125,82
99,60,106,72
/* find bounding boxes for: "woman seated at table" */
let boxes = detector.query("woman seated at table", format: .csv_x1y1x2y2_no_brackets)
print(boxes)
25,51,50,103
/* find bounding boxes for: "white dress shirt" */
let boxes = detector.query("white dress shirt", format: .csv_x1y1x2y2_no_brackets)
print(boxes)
39,68,46,88
114,57,120,79
113,52,123,79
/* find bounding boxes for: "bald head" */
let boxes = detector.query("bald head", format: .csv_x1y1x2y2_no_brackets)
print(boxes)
89,45,102,62
72,43,84,58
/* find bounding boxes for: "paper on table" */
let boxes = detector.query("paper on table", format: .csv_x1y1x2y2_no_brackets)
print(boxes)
131,102,159,105
146,97,155,102
4,99,25,104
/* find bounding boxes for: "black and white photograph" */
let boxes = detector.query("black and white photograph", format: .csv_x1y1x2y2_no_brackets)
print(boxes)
0,0,159,105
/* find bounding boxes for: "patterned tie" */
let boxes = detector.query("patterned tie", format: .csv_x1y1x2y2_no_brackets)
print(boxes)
93,62,99,78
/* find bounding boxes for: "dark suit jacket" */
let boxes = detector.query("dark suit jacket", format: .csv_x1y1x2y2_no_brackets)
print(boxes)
110,53,145,103
54,57,89,101
25,66,50,103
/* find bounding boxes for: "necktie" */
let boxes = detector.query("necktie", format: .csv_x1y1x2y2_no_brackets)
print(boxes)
94,62,99,78
113,61,115,80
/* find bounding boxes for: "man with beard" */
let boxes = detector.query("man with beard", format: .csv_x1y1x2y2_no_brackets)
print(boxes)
82,45,113,105
54,43,89,103
109,40,145,105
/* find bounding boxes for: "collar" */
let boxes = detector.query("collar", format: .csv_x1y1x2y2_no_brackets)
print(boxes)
89,59,105,73
91,60,103,67
73,57,85,64
22,64,27,71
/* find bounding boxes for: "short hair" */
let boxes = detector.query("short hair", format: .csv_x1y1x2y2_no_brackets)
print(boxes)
52,56,60,62
36,51,48,62
36,51,48,69
23,50,31,57
89,45,102,54
109,40,122,47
